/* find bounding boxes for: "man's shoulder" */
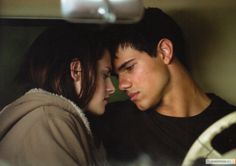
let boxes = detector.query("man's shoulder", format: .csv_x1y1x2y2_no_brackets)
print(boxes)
207,93,236,111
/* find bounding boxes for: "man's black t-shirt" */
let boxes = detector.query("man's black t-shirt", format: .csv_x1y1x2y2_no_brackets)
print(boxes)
90,94,236,165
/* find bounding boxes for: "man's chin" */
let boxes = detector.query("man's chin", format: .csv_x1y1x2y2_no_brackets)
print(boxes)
135,102,148,111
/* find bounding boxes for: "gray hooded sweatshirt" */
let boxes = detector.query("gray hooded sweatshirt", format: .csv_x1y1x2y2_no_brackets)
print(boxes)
0,89,106,166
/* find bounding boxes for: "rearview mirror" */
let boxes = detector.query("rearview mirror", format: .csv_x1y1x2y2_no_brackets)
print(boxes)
60,0,144,23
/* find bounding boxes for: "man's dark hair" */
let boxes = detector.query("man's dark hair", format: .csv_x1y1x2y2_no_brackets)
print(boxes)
106,7,187,68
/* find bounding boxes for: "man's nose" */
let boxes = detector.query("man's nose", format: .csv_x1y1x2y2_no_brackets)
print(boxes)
118,75,132,91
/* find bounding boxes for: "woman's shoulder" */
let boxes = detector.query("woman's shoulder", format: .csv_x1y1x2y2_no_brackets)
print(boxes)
24,89,92,134
0,89,91,137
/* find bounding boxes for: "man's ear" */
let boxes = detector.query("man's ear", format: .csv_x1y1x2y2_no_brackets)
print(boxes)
70,59,81,81
157,38,174,64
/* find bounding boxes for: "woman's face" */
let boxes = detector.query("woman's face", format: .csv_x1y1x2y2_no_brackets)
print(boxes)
87,51,115,115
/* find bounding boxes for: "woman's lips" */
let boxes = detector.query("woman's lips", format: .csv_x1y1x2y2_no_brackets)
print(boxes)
104,97,109,104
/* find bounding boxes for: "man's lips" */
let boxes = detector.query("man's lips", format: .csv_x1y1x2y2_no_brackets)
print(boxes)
128,92,139,101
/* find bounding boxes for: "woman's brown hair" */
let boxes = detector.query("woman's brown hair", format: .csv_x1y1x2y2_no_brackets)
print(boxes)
16,24,106,109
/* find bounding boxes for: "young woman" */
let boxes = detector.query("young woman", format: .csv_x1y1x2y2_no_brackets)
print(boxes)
0,25,115,166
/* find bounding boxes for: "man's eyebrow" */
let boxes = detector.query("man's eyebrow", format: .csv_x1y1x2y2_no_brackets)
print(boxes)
117,59,135,72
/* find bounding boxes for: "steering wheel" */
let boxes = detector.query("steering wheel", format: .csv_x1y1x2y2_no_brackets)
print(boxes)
182,111,236,166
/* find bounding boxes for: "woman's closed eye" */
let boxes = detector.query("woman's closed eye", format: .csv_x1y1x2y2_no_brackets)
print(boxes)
103,71,111,79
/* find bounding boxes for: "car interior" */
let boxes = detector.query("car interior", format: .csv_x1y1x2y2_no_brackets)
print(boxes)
0,0,236,165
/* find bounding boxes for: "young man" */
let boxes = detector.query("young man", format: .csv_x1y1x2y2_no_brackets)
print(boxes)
91,8,236,165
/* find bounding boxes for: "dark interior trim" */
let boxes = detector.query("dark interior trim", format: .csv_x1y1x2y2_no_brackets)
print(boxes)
0,18,74,26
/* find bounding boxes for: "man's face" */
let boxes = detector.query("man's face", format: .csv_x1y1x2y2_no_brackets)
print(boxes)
114,46,170,111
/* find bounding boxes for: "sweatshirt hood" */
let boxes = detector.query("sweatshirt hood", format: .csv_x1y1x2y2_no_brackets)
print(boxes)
0,88,91,140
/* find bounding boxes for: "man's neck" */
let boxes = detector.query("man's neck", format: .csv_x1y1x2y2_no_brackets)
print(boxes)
154,62,211,117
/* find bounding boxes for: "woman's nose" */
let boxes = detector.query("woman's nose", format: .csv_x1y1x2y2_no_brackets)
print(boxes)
107,78,115,95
